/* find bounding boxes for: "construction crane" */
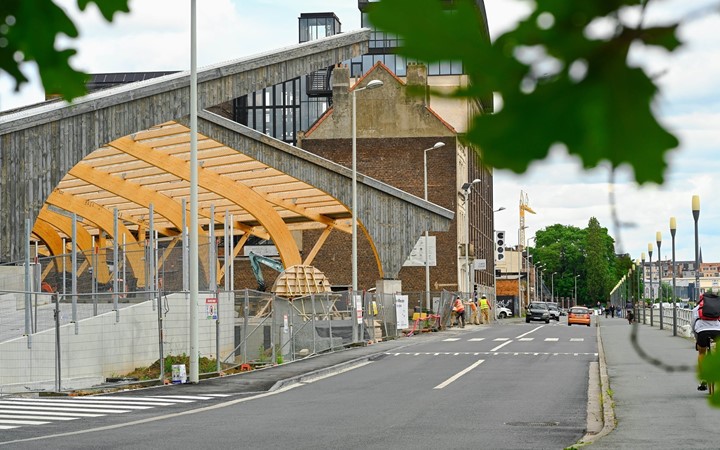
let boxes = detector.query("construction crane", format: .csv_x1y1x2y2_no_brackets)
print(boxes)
519,190,536,250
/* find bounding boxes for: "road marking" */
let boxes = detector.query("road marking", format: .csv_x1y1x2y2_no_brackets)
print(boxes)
0,400,151,410
443,338,461,342
0,404,123,414
516,326,543,339
0,419,50,425
518,337,534,341
468,338,485,341
91,396,195,404
0,409,104,418
545,338,559,342
570,338,585,342
143,395,213,401
386,352,598,357
490,340,513,351
0,425,19,430
0,414,78,421
493,338,509,341
433,359,485,389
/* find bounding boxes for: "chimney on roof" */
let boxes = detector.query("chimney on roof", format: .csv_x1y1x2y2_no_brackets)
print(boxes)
405,63,429,106
332,64,350,118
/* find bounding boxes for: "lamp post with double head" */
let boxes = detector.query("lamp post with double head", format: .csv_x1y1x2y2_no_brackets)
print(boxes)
648,243,654,327
692,195,700,302
656,231,663,330
351,79,383,341
641,252,646,324
423,142,445,310
462,179,482,299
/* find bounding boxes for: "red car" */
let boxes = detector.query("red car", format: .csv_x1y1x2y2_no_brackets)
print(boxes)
568,306,591,327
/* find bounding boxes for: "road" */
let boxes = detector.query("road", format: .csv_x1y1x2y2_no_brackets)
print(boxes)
1,319,598,449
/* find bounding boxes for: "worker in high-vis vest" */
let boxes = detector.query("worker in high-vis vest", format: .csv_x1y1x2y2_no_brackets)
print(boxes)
479,295,492,324
452,296,466,328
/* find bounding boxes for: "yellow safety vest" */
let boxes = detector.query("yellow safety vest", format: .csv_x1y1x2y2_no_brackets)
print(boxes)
479,298,490,310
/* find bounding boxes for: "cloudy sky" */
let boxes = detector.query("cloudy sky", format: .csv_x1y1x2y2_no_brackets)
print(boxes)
1,0,718,265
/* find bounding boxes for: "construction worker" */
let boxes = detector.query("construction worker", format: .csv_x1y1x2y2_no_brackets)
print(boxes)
452,296,466,328
479,294,492,324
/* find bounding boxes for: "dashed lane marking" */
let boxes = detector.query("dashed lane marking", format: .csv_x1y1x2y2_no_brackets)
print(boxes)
386,351,598,357
570,338,585,342
518,338,534,341
493,338,510,341
443,338,461,342
544,338,559,342
468,338,485,342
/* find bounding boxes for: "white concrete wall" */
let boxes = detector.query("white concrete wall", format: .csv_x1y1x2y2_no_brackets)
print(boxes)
0,292,234,392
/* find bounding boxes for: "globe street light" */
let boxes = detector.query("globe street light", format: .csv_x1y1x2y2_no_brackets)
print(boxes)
423,141,445,310
670,217,677,336
656,231,663,330
692,195,700,302
351,79,383,294
648,242,654,327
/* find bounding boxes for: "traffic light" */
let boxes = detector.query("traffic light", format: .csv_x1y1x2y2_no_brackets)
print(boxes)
495,230,505,261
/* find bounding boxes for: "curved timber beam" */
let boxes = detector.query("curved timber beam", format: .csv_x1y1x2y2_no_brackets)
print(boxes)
46,189,147,286
111,137,301,267
37,208,111,283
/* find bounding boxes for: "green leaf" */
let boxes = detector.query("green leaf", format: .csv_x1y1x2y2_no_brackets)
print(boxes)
77,0,130,22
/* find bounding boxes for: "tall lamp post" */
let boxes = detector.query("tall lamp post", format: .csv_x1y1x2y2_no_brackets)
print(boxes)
535,264,544,302
551,272,557,304
641,252,646,324
656,231,663,330
692,195,700,302
517,225,528,314
670,217,677,336
423,142,445,310
574,274,580,307
352,78,383,342
648,243,654,327
462,179,482,299
526,237,536,305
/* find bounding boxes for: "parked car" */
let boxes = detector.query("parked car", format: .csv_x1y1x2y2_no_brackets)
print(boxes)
568,306,592,326
545,303,561,321
651,302,674,309
526,302,550,323
496,306,513,319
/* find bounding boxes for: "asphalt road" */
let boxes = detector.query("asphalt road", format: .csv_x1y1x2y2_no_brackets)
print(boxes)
1,319,598,449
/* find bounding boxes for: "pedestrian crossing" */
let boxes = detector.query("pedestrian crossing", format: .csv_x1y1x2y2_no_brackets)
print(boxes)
0,394,231,431
442,337,585,342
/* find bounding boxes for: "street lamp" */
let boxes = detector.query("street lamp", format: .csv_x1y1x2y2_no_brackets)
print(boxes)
551,272,557,304
526,237,536,305
656,231,663,330
351,79,383,300
574,274,580,307
670,217,677,336
423,141,445,310
648,242,654,327
692,195,700,302
517,225,528,314
641,252,646,324
535,263,545,302
462,179,482,299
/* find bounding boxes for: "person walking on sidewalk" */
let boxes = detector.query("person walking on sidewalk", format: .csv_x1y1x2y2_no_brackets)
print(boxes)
479,295,492,324
452,296,466,328
692,293,720,392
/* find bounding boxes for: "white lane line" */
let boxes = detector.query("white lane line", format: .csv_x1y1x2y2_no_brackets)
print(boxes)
145,395,212,400
443,338,461,342
57,399,176,406
516,326,543,339
518,337,534,341
94,396,194,404
300,361,373,385
570,338,584,342
545,338,559,342
468,338,485,341
0,414,78,421
0,425,19,430
205,394,232,397
490,340,513,352
0,405,122,414
433,360,485,389
0,419,50,425
0,409,103,418
493,338,509,341
0,400,151,410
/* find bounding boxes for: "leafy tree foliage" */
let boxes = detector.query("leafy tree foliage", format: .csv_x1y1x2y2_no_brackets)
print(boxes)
584,217,614,303
1,0,129,102
369,0,684,183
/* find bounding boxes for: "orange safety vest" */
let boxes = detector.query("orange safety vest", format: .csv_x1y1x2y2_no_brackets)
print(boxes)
453,299,465,313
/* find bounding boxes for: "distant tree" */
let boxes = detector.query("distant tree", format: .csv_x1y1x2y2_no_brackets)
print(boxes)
584,217,614,303
1,0,130,103
531,224,585,302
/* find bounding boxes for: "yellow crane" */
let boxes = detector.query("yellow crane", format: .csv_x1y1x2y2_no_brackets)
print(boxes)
519,190,536,250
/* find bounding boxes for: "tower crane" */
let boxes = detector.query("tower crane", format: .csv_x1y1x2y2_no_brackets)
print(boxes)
519,190,536,250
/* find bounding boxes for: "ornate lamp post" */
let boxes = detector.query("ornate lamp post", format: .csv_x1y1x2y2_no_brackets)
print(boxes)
657,231,663,330
648,243,654,327
641,252,646,324
692,195,700,302
670,217,677,336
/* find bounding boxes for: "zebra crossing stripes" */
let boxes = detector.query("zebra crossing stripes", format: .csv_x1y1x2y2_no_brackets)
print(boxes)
0,394,231,432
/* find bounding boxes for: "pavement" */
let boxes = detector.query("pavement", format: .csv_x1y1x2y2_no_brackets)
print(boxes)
585,315,720,449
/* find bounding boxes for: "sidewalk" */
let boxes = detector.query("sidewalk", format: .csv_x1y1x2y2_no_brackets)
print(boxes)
589,316,720,449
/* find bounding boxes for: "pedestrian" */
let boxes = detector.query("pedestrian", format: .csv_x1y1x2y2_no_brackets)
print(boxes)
479,294,492,324
605,303,610,318
611,305,615,318
469,291,480,325
615,305,621,318
692,293,720,393
452,296,466,328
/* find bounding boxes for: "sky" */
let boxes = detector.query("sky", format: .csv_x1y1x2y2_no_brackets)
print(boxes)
1,0,719,265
